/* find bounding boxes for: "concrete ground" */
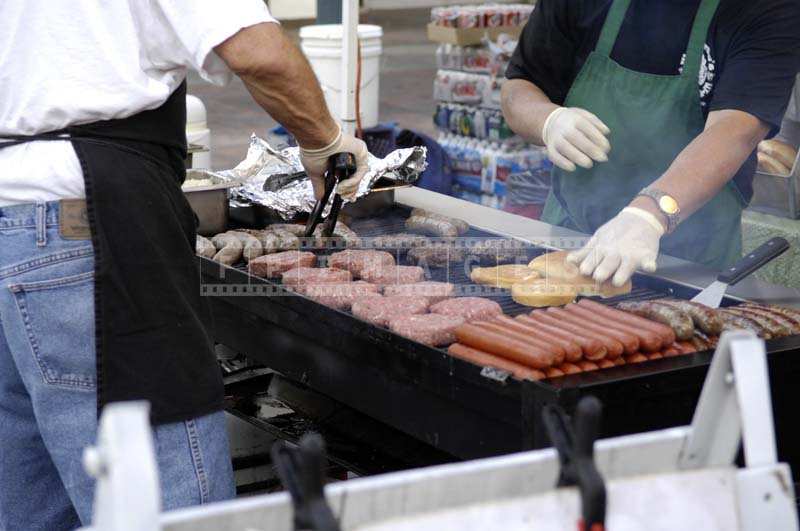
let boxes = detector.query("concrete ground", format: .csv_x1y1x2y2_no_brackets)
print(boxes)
187,9,438,170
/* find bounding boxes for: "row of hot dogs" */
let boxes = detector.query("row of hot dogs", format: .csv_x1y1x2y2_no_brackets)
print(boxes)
448,297,800,380
448,298,697,380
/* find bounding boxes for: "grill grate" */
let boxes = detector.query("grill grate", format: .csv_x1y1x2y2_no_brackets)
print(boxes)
230,205,669,319
347,206,668,316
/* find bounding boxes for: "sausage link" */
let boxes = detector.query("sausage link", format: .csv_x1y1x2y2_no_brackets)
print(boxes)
725,307,790,337
625,353,648,364
545,367,565,379
405,215,459,237
652,299,723,336
410,208,469,234
597,359,615,369
196,235,216,258
741,303,800,331
646,352,664,360
517,314,604,360
717,310,770,339
524,312,620,359
577,299,675,346
475,322,566,365
663,346,681,357
447,343,545,381
557,362,582,375
454,324,555,369
563,303,660,352
675,341,697,354
615,301,694,341
548,307,639,355
734,306,800,335
613,357,626,366
494,315,582,362
577,361,599,371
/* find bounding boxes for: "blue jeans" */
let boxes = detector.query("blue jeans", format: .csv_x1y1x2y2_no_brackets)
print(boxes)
0,202,235,530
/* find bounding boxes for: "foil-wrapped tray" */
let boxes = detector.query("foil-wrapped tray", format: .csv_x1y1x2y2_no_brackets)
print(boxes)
197,134,427,220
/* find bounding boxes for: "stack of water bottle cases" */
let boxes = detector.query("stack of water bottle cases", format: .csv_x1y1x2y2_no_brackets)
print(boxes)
432,9,551,211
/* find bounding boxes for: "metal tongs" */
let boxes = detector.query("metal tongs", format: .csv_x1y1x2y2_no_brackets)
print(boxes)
304,153,357,238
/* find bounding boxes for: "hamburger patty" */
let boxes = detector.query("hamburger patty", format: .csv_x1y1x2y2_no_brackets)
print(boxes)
383,281,455,304
360,264,425,287
328,249,396,278
351,294,430,327
281,267,352,286
249,251,316,278
430,297,503,322
388,314,465,346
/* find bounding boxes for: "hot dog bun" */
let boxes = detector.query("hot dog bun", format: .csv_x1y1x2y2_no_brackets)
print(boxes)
511,279,578,307
757,151,792,176
470,264,539,289
759,139,798,171
527,251,632,298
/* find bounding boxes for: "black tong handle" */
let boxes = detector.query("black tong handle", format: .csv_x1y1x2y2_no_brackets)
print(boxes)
542,397,606,531
304,153,357,238
271,433,341,531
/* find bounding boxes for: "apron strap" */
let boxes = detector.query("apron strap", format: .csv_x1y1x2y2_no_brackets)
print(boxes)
596,0,720,75
595,0,632,57
682,0,721,81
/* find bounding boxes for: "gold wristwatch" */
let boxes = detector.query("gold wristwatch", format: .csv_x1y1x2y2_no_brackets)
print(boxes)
636,188,680,234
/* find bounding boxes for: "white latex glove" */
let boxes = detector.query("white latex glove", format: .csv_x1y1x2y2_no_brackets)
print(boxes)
567,207,665,287
542,107,612,172
299,126,370,200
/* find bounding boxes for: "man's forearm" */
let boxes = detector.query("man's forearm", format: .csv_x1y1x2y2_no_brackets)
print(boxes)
501,79,560,145
630,109,770,227
215,22,338,149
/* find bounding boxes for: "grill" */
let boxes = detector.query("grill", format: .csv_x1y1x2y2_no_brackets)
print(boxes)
201,204,800,477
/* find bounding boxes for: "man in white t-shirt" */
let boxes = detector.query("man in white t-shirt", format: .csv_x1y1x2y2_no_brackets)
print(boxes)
0,2,369,529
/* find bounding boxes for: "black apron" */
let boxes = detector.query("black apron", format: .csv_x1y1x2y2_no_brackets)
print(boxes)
0,82,224,424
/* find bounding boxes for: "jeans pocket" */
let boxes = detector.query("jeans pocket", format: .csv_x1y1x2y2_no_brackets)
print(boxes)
10,270,96,390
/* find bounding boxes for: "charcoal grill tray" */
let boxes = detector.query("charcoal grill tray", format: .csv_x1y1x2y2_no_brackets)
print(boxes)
201,205,800,471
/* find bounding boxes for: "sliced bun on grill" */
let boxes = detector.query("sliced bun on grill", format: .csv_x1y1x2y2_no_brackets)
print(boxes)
759,139,798,170
527,251,631,298
470,264,539,289
528,251,583,280
511,280,578,307
757,151,792,176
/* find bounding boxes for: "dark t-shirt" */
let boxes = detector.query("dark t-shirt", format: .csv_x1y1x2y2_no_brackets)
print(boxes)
506,0,800,200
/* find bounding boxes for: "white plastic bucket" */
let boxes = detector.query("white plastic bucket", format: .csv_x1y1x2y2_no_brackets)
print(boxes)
186,94,211,169
299,24,383,129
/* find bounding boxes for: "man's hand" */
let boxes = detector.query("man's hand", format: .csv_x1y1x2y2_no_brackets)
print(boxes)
299,127,370,200
216,23,371,198
567,207,665,287
501,80,611,171
542,107,611,172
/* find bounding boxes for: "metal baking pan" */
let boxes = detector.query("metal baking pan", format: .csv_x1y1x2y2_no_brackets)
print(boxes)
182,170,238,235
749,152,800,219
229,186,403,228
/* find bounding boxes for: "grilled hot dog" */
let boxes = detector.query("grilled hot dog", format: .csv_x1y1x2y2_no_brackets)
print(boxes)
454,324,555,369
447,343,546,381
493,315,582,362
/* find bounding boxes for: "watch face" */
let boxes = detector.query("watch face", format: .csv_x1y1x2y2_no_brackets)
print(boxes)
659,195,679,215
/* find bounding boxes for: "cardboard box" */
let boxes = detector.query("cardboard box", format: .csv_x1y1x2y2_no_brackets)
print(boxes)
427,22,523,46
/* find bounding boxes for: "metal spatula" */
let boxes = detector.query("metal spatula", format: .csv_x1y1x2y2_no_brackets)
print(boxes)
691,237,789,308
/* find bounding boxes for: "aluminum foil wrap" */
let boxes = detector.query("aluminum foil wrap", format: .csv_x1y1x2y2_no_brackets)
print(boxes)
212,134,426,220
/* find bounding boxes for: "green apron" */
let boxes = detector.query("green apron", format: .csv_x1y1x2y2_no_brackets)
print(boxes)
540,0,745,269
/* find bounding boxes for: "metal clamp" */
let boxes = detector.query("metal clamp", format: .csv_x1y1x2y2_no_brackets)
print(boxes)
542,397,607,531
271,433,341,531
